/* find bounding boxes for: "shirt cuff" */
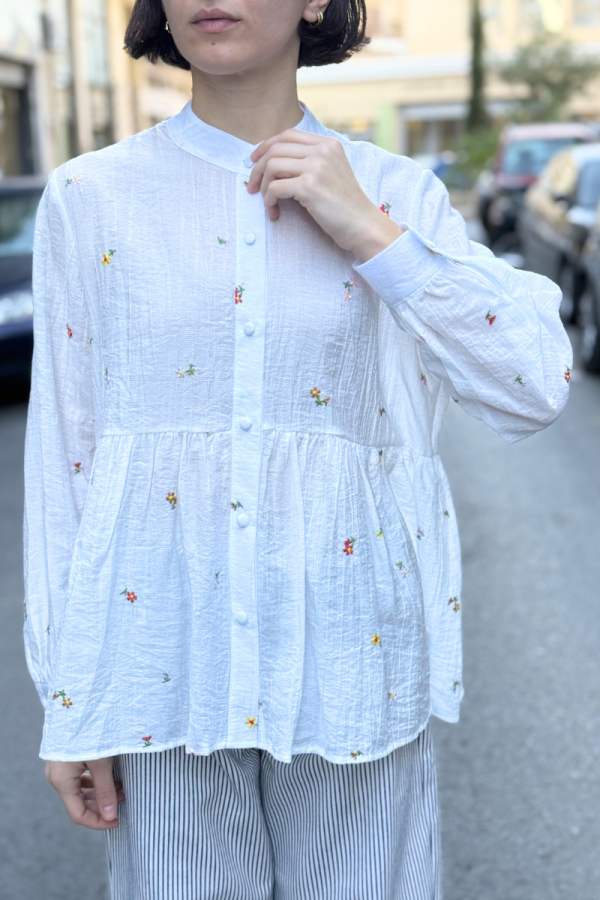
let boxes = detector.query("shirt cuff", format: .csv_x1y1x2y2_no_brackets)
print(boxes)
353,224,447,308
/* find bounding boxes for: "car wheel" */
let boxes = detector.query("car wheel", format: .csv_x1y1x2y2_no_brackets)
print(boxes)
559,265,577,324
579,285,600,374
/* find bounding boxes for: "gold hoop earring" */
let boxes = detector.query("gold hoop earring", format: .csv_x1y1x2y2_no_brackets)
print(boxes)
309,11,324,27
165,20,171,33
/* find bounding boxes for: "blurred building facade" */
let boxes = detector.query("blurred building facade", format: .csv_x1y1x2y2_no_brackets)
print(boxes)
298,0,600,155
1,0,600,177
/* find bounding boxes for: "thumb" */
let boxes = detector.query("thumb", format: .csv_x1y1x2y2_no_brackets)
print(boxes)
86,757,118,821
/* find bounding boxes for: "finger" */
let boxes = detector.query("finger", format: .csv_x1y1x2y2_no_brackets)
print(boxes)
81,772,123,791
86,757,118,821
83,791,126,814
256,158,307,201
251,129,321,163
247,144,310,192
263,177,304,220
61,785,120,830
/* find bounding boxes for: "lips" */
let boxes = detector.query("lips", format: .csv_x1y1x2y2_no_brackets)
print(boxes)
191,7,240,26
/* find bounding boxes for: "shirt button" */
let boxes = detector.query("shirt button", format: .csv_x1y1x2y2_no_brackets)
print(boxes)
243,155,253,168
244,232,256,245
235,610,248,625
243,321,255,336
236,512,249,528
239,416,253,431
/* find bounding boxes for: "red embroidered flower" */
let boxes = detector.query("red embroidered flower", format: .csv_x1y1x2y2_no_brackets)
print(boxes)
564,367,572,383
120,588,137,603
486,311,496,325
66,324,73,338
370,633,381,646
73,462,82,474
343,537,356,555
350,750,364,759
101,249,116,266
380,202,391,216
310,387,330,406
245,716,258,728
142,735,153,746
234,284,245,304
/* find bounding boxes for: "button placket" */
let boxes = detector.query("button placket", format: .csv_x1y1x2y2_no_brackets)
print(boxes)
227,175,266,745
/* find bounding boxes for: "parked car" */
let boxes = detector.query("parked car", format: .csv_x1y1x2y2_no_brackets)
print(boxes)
519,144,600,324
0,175,46,392
479,122,596,252
577,217,600,373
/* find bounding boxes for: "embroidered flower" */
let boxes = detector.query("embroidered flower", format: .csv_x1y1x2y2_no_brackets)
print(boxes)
416,527,425,540
452,679,462,692
62,697,73,708
343,278,357,301
205,431,214,437
217,236,229,246
162,673,171,683
142,735,153,747
388,690,397,701
421,372,427,386
73,462,82,474
104,366,110,383
52,690,66,701
101,249,116,266
234,284,245,304
120,588,137,603
564,366,572,383
88,337,93,349
378,449,383,466
231,500,244,510
245,715,258,728
486,311,496,325
310,387,330,406
66,324,73,338
166,492,177,509
515,374,525,385
370,633,381,646
343,537,356,555
448,596,460,612
350,750,364,759
375,526,383,537
444,510,450,518
65,176,80,185
379,407,386,416
395,561,408,576
214,571,220,589
380,201,391,216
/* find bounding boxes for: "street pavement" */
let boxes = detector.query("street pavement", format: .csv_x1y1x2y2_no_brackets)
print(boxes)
1,317,599,898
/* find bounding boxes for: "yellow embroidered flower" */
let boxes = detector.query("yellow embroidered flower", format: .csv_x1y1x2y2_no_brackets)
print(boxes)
62,697,73,708
166,492,177,509
101,249,116,266
370,633,381,646
375,527,383,537
388,691,397,701
245,715,258,728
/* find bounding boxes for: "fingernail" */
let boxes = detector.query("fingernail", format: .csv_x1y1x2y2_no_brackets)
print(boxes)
103,805,116,818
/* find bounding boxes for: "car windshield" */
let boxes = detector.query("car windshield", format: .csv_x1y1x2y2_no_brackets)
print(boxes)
576,161,600,209
0,191,44,257
502,138,582,176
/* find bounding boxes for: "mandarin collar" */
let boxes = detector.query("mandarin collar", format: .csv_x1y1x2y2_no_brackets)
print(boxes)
166,99,328,175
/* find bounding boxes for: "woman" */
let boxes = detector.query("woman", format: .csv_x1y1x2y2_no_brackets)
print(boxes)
23,1,572,897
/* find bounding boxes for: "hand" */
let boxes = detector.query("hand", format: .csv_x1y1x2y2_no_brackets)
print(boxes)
247,130,405,263
45,757,125,830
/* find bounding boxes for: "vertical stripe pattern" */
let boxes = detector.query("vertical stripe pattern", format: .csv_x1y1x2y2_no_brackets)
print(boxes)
105,726,441,900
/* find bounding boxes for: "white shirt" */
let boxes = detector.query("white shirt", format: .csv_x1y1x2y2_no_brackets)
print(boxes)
23,100,572,763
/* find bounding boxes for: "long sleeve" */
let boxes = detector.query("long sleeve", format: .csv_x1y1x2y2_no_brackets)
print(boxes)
23,170,96,708
354,169,573,443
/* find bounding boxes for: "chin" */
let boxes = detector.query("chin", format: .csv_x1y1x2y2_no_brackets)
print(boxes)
183,43,259,76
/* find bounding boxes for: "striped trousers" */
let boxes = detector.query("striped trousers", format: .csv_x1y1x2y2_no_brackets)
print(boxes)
105,725,441,900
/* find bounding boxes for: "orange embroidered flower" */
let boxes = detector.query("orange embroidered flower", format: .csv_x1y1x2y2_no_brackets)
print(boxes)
234,284,245,304
101,249,116,266
245,716,258,728
166,492,177,509
448,596,460,612
421,372,427,386
62,697,73,708
66,324,73,338
343,537,356,555
370,633,381,646
231,500,244,510
486,311,496,325
52,690,66,701
380,202,391,216
142,735,153,747
350,750,364,759
73,462,82,474
564,367,572,383
311,387,330,406
120,588,137,603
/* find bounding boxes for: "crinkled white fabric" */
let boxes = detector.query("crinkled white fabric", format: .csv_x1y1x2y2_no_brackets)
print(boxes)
23,100,572,763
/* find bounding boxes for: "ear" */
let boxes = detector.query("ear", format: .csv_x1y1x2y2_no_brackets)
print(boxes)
301,0,331,25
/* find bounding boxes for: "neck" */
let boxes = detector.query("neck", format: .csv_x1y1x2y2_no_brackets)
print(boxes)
190,50,304,144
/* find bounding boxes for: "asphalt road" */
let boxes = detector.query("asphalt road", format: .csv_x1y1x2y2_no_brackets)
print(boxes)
1,330,599,900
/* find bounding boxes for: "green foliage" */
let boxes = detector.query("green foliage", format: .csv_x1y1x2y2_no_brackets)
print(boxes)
441,127,499,189
497,30,600,122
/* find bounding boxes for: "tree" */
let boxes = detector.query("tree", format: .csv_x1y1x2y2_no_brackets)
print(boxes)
467,0,488,130
498,30,600,122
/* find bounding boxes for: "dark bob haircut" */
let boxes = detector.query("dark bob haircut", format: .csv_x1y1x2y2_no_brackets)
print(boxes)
124,0,369,70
